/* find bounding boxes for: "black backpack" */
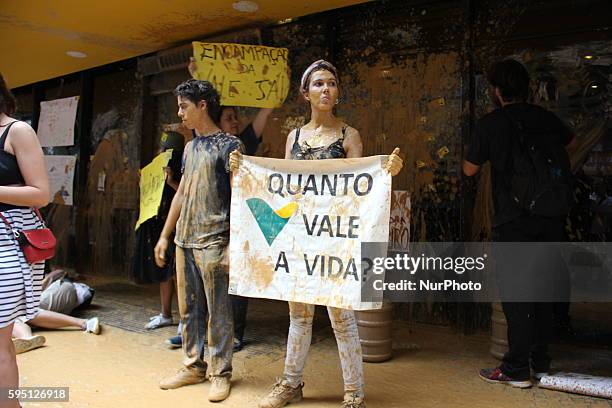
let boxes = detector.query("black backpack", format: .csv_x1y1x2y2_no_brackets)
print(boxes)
504,109,574,217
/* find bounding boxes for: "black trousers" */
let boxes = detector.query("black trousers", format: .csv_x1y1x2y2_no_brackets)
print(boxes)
493,215,565,380
231,295,248,341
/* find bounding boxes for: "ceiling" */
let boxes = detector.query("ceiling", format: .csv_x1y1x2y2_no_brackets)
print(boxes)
0,0,369,89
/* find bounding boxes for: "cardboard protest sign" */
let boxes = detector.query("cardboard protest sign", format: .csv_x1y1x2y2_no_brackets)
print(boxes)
192,42,289,108
135,150,172,230
37,96,79,147
229,156,391,310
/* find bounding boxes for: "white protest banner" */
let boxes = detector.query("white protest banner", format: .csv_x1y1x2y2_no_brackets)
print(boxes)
45,155,77,206
229,156,391,310
37,96,79,147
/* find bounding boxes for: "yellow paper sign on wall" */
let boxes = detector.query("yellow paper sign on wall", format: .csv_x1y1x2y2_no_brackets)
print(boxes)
135,150,172,230
192,42,289,108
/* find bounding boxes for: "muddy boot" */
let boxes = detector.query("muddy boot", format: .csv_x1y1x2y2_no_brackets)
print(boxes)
341,392,365,408
13,335,46,354
258,378,303,408
159,366,207,390
208,376,231,402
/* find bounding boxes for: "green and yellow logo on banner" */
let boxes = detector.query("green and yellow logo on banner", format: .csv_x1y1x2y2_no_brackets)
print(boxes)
246,198,298,245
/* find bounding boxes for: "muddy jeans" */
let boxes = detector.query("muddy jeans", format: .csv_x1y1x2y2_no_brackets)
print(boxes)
175,245,233,378
283,302,364,395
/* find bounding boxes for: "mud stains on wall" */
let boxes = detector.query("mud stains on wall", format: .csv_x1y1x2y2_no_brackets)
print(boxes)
246,0,611,327
261,19,331,159
467,0,612,245
37,78,82,268
263,1,466,245
87,67,142,275
20,0,609,330
506,41,612,242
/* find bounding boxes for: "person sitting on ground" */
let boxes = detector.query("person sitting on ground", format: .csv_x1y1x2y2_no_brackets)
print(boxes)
12,310,100,354
11,269,100,354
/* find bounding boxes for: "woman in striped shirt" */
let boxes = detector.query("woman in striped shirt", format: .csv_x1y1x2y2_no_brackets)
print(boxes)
0,73,50,408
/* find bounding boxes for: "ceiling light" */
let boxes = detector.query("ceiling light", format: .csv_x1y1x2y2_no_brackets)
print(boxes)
66,51,87,58
591,84,599,89
584,55,593,60
233,1,258,12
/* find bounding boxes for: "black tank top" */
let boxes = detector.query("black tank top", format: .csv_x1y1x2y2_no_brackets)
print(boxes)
290,126,347,160
0,121,27,212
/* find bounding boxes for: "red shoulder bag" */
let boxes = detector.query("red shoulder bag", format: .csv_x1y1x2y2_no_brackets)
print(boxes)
0,209,56,264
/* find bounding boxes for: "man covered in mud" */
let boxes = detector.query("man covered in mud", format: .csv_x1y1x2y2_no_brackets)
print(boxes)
154,79,243,402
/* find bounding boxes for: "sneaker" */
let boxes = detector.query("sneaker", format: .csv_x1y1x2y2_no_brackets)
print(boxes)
166,335,183,349
84,317,101,334
145,314,173,330
159,366,207,390
479,367,532,388
259,378,303,408
342,392,366,408
208,376,231,402
233,338,244,352
13,335,46,354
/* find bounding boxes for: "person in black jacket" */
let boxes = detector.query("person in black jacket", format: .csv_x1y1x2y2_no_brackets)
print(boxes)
463,59,574,388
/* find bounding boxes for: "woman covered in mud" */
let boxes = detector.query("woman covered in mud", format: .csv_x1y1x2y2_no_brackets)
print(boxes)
231,60,403,408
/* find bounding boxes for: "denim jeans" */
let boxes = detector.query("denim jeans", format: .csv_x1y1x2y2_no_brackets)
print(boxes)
175,245,233,378
283,302,364,395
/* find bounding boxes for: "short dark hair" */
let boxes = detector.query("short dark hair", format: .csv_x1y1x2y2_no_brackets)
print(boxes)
220,106,237,115
173,79,221,123
0,73,16,116
487,59,530,103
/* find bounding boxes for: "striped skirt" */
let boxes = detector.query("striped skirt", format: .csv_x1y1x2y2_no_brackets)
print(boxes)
0,208,45,328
